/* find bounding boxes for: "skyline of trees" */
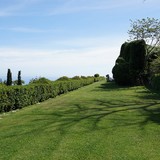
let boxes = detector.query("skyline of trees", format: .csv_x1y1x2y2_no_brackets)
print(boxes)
2,69,23,86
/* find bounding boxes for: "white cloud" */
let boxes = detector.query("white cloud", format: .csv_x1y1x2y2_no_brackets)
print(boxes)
0,35,126,79
8,27,48,33
0,0,41,16
0,27,62,33
0,46,119,79
49,0,145,15
47,35,127,50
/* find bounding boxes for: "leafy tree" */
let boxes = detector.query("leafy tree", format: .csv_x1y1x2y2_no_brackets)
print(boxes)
81,76,87,79
94,73,100,78
128,17,160,77
56,76,69,81
17,71,22,85
72,76,81,80
29,77,52,84
150,55,160,75
6,69,12,86
94,73,100,82
13,80,25,85
128,17,160,55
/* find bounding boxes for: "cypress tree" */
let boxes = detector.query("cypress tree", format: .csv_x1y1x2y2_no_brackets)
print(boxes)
17,71,22,85
6,69,12,86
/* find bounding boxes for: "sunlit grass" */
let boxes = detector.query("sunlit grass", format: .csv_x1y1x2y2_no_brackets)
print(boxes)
0,81,160,160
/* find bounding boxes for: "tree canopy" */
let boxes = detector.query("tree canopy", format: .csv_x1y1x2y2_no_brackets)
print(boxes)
128,17,160,55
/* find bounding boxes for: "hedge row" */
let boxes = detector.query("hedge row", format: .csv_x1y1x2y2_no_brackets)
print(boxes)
0,78,98,113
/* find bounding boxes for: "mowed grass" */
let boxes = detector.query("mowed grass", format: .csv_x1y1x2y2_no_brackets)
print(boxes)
1,81,160,160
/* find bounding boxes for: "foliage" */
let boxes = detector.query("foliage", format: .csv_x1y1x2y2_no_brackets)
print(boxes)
81,76,87,79
1,82,160,160
128,18,160,79
112,40,146,86
94,73,100,77
6,69,12,86
72,76,81,80
56,76,69,81
17,71,22,85
112,58,130,85
29,77,52,84
128,17,160,55
0,77,96,113
149,48,160,72
13,80,25,86
93,74,100,82
150,74,160,90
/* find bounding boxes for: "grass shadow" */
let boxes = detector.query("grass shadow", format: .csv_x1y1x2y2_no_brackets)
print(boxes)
2,82,160,146
95,82,131,92
27,98,160,135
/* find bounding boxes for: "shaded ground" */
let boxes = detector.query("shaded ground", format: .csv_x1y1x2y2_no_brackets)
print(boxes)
0,81,160,160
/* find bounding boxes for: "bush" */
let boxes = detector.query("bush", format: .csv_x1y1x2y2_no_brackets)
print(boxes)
72,76,81,80
81,76,87,79
112,58,130,85
112,40,146,86
29,77,52,84
94,74,99,77
150,74,160,90
56,76,69,81
0,77,96,113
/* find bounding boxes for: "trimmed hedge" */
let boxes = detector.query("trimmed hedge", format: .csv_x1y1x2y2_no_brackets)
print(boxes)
0,77,99,113
112,40,146,86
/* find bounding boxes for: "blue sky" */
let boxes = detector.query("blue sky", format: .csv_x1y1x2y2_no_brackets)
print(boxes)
0,0,160,82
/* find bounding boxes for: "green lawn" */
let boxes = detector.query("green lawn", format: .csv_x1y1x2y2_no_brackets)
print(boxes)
1,81,160,160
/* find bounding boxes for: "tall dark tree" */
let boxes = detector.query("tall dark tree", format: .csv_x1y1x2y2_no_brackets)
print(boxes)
112,40,146,86
6,69,12,86
17,71,22,85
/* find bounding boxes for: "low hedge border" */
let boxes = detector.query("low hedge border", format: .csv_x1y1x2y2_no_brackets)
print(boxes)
0,78,101,113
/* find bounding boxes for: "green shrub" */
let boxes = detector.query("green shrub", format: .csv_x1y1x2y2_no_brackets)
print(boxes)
0,77,96,113
112,40,146,86
81,76,87,79
56,76,70,81
151,74,160,90
112,58,130,85
29,77,52,84
72,76,81,80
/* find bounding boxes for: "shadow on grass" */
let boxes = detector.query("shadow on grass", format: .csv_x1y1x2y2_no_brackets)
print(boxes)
137,87,160,100
2,82,160,145
94,82,131,92
26,100,160,138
